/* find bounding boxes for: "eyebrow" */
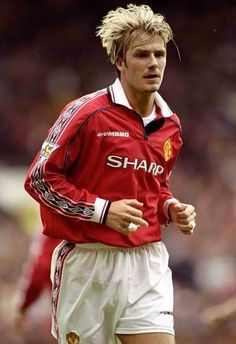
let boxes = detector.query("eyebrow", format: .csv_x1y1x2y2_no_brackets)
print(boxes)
133,48,166,54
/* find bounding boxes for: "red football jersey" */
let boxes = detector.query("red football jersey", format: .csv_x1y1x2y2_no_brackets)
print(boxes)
25,79,183,247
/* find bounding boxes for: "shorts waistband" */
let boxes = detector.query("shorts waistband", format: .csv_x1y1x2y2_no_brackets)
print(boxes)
76,241,161,252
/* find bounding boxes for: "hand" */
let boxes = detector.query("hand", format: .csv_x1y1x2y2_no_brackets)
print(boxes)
169,202,196,235
105,199,149,235
13,309,27,331
200,297,236,330
200,306,227,331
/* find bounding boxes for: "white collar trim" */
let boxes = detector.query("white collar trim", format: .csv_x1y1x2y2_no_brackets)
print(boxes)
109,78,173,118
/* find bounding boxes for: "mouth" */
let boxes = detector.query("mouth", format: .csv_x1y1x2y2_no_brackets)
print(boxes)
144,74,160,79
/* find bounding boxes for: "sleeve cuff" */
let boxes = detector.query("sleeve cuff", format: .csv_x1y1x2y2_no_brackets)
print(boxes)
163,198,179,221
90,197,110,223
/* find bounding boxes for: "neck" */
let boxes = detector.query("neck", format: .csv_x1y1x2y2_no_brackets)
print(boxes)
131,94,155,117
121,82,155,117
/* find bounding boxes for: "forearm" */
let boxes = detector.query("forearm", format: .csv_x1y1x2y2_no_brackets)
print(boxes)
219,298,236,319
25,160,109,224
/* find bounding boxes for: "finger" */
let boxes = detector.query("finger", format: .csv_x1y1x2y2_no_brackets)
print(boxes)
175,213,196,225
127,215,149,227
181,228,194,235
176,208,196,219
172,204,185,213
119,215,147,227
176,212,197,223
117,223,140,236
173,203,195,213
177,220,196,232
180,222,196,232
124,199,144,208
127,205,143,218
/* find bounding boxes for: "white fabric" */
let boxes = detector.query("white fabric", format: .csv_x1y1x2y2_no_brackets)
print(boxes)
163,197,179,220
142,106,157,126
90,197,109,223
110,78,173,117
51,241,174,344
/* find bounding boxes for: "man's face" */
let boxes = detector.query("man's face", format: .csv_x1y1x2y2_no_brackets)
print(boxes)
116,33,167,95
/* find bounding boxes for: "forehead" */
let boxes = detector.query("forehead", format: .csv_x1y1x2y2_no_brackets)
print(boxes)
129,33,166,52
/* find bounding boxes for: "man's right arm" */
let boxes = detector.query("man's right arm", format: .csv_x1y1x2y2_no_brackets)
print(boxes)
25,102,109,225
105,199,148,235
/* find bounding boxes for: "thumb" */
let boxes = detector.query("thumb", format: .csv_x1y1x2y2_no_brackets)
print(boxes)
173,203,185,212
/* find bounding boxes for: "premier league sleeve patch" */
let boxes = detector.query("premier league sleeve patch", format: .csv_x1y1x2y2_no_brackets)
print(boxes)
40,140,59,161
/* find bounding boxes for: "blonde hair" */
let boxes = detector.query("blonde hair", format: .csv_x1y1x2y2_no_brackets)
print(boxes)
96,4,173,65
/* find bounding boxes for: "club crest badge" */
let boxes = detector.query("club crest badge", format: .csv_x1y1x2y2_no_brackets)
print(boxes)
163,138,172,161
66,332,80,344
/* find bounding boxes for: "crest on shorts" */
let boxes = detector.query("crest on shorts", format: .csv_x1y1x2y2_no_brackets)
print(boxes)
66,332,80,344
163,138,172,161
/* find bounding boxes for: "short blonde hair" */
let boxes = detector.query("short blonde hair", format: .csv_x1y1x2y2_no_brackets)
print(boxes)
96,4,173,65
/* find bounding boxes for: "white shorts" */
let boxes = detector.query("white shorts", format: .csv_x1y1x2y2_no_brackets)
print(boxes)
51,241,174,344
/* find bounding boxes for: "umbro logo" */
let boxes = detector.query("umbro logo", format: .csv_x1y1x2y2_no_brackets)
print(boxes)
97,131,129,137
160,311,173,315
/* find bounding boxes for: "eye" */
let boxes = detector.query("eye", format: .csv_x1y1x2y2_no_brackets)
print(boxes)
155,51,165,58
135,51,149,58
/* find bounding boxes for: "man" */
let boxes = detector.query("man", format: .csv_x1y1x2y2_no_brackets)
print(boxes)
25,4,196,344
15,233,60,334
200,296,236,330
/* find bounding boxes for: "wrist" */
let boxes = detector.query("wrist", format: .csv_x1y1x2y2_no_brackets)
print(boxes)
163,198,179,222
102,201,111,224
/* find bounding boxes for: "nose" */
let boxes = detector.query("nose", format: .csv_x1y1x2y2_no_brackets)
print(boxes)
148,54,158,68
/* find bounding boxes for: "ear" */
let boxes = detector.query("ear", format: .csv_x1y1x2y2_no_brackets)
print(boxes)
115,56,124,72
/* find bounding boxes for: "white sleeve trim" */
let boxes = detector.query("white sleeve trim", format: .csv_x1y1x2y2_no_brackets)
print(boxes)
163,198,179,220
90,197,109,223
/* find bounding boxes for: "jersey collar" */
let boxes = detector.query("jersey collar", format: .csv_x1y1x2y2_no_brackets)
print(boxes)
109,78,173,118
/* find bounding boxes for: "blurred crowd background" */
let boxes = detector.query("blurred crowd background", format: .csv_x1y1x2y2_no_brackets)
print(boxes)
0,0,235,343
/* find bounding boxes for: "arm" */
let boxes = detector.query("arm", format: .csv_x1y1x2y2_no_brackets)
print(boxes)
105,199,149,235
16,235,54,313
25,102,149,236
25,102,109,224
14,235,55,329
200,297,236,329
158,171,196,235
168,202,196,234
158,130,196,233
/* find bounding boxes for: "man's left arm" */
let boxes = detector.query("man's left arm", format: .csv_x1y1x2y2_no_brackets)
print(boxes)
158,128,196,234
158,176,196,235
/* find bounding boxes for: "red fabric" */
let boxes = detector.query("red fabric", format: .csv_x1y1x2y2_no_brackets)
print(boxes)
18,235,61,312
25,86,182,247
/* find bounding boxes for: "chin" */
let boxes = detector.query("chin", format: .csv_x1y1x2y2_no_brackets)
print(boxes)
145,84,160,93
